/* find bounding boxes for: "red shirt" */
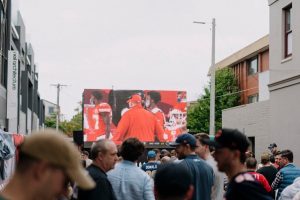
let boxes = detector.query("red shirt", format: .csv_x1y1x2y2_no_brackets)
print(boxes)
85,103,112,141
248,171,272,192
113,105,165,144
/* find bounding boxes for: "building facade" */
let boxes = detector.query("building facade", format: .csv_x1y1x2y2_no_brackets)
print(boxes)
43,99,57,118
222,0,300,166
213,35,270,105
0,0,10,130
0,2,45,134
268,0,300,165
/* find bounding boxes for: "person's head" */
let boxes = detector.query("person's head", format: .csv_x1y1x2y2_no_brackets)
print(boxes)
16,129,95,200
120,138,145,162
127,94,142,108
154,163,194,200
268,143,278,154
202,128,250,173
279,149,293,167
153,148,161,161
170,149,177,157
246,157,257,171
169,133,198,159
275,151,282,166
260,153,270,165
146,91,161,108
91,91,103,104
160,149,170,158
81,150,89,160
147,150,157,161
194,133,210,159
90,139,118,172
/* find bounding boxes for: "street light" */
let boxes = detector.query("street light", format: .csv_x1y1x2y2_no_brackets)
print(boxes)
194,18,216,136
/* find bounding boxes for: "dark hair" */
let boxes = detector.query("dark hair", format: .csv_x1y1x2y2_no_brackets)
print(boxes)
280,149,293,162
17,151,39,173
194,133,209,145
120,138,145,162
155,163,192,199
246,157,257,169
147,91,161,104
82,150,89,157
92,91,103,100
270,155,275,164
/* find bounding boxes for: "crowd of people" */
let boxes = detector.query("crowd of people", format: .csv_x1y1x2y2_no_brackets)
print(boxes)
0,128,300,200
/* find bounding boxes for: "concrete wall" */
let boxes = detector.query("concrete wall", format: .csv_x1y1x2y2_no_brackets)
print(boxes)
19,111,26,134
269,77,300,166
222,100,271,160
259,71,270,101
269,0,300,83
269,0,300,166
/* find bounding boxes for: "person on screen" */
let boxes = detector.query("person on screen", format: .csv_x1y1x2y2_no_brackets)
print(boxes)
89,91,112,140
112,94,166,144
145,91,166,129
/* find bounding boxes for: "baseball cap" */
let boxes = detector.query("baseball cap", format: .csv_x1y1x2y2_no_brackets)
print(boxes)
127,94,142,103
20,129,95,190
147,150,156,158
268,143,277,150
169,133,197,147
202,128,250,153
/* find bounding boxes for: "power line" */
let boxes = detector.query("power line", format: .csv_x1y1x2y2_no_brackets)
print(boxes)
195,86,258,102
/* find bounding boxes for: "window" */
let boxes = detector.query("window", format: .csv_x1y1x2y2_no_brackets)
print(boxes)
48,107,54,114
284,5,292,58
247,56,258,75
248,94,258,104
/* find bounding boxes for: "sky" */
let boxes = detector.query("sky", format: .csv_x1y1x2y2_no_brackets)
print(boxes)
17,0,269,120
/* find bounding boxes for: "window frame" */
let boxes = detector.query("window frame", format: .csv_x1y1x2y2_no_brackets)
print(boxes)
247,56,258,76
248,94,259,104
284,4,292,58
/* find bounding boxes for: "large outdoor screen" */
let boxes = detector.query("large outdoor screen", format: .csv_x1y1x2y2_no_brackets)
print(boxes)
83,89,187,144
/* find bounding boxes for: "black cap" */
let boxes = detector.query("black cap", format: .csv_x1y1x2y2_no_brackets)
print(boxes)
202,128,250,153
169,133,197,147
268,143,277,150
154,163,192,198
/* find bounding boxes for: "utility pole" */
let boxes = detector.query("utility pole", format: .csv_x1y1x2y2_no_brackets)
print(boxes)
51,84,67,131
209,18,216,136
194,18,216,135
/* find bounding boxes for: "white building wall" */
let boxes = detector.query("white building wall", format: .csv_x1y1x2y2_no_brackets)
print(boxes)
259,71,270,101
19,111,26,134
222,101,271,161
268,0,300,166
269,0,300,83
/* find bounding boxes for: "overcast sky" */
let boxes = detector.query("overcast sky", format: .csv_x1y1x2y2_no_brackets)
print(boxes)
18,0,269,120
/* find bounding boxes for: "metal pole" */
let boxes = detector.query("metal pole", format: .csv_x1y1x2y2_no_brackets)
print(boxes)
209,18,216,136
56,84,60,131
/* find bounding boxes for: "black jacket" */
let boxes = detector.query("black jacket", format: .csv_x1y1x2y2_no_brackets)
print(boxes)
78,164,116,200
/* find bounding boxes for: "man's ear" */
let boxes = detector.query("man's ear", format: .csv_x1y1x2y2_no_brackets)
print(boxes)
32,161,48,181
185,185,194,200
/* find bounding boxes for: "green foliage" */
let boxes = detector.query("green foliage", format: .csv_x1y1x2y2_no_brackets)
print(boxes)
44,104,82,137
187,68,240,133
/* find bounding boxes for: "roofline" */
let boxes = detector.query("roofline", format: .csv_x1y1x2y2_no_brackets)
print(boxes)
42,99,57,106
208,35,269,75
